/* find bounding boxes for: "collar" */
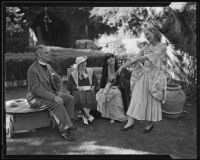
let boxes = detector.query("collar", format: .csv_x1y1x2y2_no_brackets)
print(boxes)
38,60,47,66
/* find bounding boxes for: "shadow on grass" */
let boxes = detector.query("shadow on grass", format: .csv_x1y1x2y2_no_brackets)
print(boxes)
5,88,197,158
6,110,197,158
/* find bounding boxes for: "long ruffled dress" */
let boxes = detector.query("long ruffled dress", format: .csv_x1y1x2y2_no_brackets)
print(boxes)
96,84,128,122
127,43,168,122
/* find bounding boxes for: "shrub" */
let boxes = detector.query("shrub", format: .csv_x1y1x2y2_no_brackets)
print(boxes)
5,49,106,84
5,36,29,53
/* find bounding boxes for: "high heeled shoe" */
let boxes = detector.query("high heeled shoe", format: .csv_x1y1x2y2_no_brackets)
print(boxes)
88,115,94,122
120,124,134,131
143,124,154,133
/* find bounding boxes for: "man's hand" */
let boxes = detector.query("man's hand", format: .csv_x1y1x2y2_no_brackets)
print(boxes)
54,96,64,105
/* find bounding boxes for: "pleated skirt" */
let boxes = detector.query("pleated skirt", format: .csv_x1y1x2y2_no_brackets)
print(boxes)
72,90,97,110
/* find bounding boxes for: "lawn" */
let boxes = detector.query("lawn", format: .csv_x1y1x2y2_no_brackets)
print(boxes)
4,87,197,158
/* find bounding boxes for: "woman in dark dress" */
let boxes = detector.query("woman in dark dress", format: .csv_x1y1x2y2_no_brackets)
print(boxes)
96,54,131,123
68,56,98,125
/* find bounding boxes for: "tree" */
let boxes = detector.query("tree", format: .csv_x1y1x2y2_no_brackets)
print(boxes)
90,3,197,102
5,7,29,52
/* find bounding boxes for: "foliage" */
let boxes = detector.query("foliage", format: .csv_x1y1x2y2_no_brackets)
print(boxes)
90,4,197,103
6,7,26,35
90,7,148,37
5,49,105,86
5,7,29,52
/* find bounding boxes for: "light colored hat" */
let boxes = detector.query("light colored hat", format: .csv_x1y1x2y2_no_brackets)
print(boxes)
75,56,87,68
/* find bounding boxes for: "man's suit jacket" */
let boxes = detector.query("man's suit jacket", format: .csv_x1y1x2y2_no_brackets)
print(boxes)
27,61,63,102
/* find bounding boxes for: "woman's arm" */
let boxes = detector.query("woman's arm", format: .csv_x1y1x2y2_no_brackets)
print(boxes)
67,74,78,94
116,60,133,75
135,55,148,62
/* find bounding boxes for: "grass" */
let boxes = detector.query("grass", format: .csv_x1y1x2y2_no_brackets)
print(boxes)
4,87,197,158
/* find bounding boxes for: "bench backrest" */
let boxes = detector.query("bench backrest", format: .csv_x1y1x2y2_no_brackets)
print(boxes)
66,67,103,84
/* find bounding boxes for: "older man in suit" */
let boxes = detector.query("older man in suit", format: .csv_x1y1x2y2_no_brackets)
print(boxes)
26,45,76,141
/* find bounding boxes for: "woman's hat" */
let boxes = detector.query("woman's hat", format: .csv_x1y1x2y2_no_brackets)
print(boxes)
75,56,87,68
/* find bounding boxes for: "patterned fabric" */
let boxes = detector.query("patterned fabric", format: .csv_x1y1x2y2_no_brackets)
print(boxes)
127,43,167,122
130,67,144,92
96,86,128,122
72,90,97,110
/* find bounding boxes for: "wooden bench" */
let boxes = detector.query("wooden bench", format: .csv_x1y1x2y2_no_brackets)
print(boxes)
6,99,52,138
5,67,103,138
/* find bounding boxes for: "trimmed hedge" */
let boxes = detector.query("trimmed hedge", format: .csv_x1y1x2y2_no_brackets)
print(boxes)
6,34,29,53
5,49,106,83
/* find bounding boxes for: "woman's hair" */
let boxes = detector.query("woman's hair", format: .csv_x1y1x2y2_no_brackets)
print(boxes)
146,27,162,42
100,53,119,88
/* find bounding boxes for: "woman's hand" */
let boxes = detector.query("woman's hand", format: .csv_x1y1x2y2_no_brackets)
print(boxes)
131,57,138,63
77,86,85,91
91,86,95,91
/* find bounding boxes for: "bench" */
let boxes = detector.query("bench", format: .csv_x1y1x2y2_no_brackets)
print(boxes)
6,99,54,138
5,67,103,138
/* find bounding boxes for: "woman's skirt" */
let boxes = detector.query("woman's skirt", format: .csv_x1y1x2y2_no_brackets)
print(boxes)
96,86,127,122
127,68,166,122
130,67,144,92
72,90,97,110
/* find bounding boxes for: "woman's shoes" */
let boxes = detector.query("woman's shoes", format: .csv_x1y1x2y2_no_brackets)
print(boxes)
120,124,134,131
82,114,94,125
82,116,89,125
88,115,94,122
143,124,154,133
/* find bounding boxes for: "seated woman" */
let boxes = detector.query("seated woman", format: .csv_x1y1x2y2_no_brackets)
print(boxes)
96,54,128,123
68,56,98,125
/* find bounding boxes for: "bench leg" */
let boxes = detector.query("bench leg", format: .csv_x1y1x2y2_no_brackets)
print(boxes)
7,115,14,138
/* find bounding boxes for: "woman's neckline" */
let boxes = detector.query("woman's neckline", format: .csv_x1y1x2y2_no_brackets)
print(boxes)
148,42,161,48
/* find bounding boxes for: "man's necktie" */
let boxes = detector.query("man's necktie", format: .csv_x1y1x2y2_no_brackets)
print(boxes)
40,64,47,70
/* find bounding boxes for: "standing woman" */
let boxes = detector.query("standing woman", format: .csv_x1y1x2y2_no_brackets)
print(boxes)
96,54,128,123
117,26,168,133
68,56,98,125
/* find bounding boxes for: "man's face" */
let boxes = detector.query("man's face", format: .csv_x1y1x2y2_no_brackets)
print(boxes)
37,47,51,62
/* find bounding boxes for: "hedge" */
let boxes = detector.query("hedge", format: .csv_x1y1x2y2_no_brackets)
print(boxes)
6,36,29,53
5,48,107,85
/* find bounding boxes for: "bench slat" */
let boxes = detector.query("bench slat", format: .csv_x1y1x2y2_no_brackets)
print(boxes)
6,99,49,114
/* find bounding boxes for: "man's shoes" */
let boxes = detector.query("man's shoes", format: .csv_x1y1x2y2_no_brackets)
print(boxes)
120,124,134,131
60,129,70,135
59,133,76,142
69,126,77,131
143,124,154,133
82,116,89,125
88,115,94,122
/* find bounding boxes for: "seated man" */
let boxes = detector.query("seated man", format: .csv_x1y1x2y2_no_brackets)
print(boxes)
26,45,76,141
